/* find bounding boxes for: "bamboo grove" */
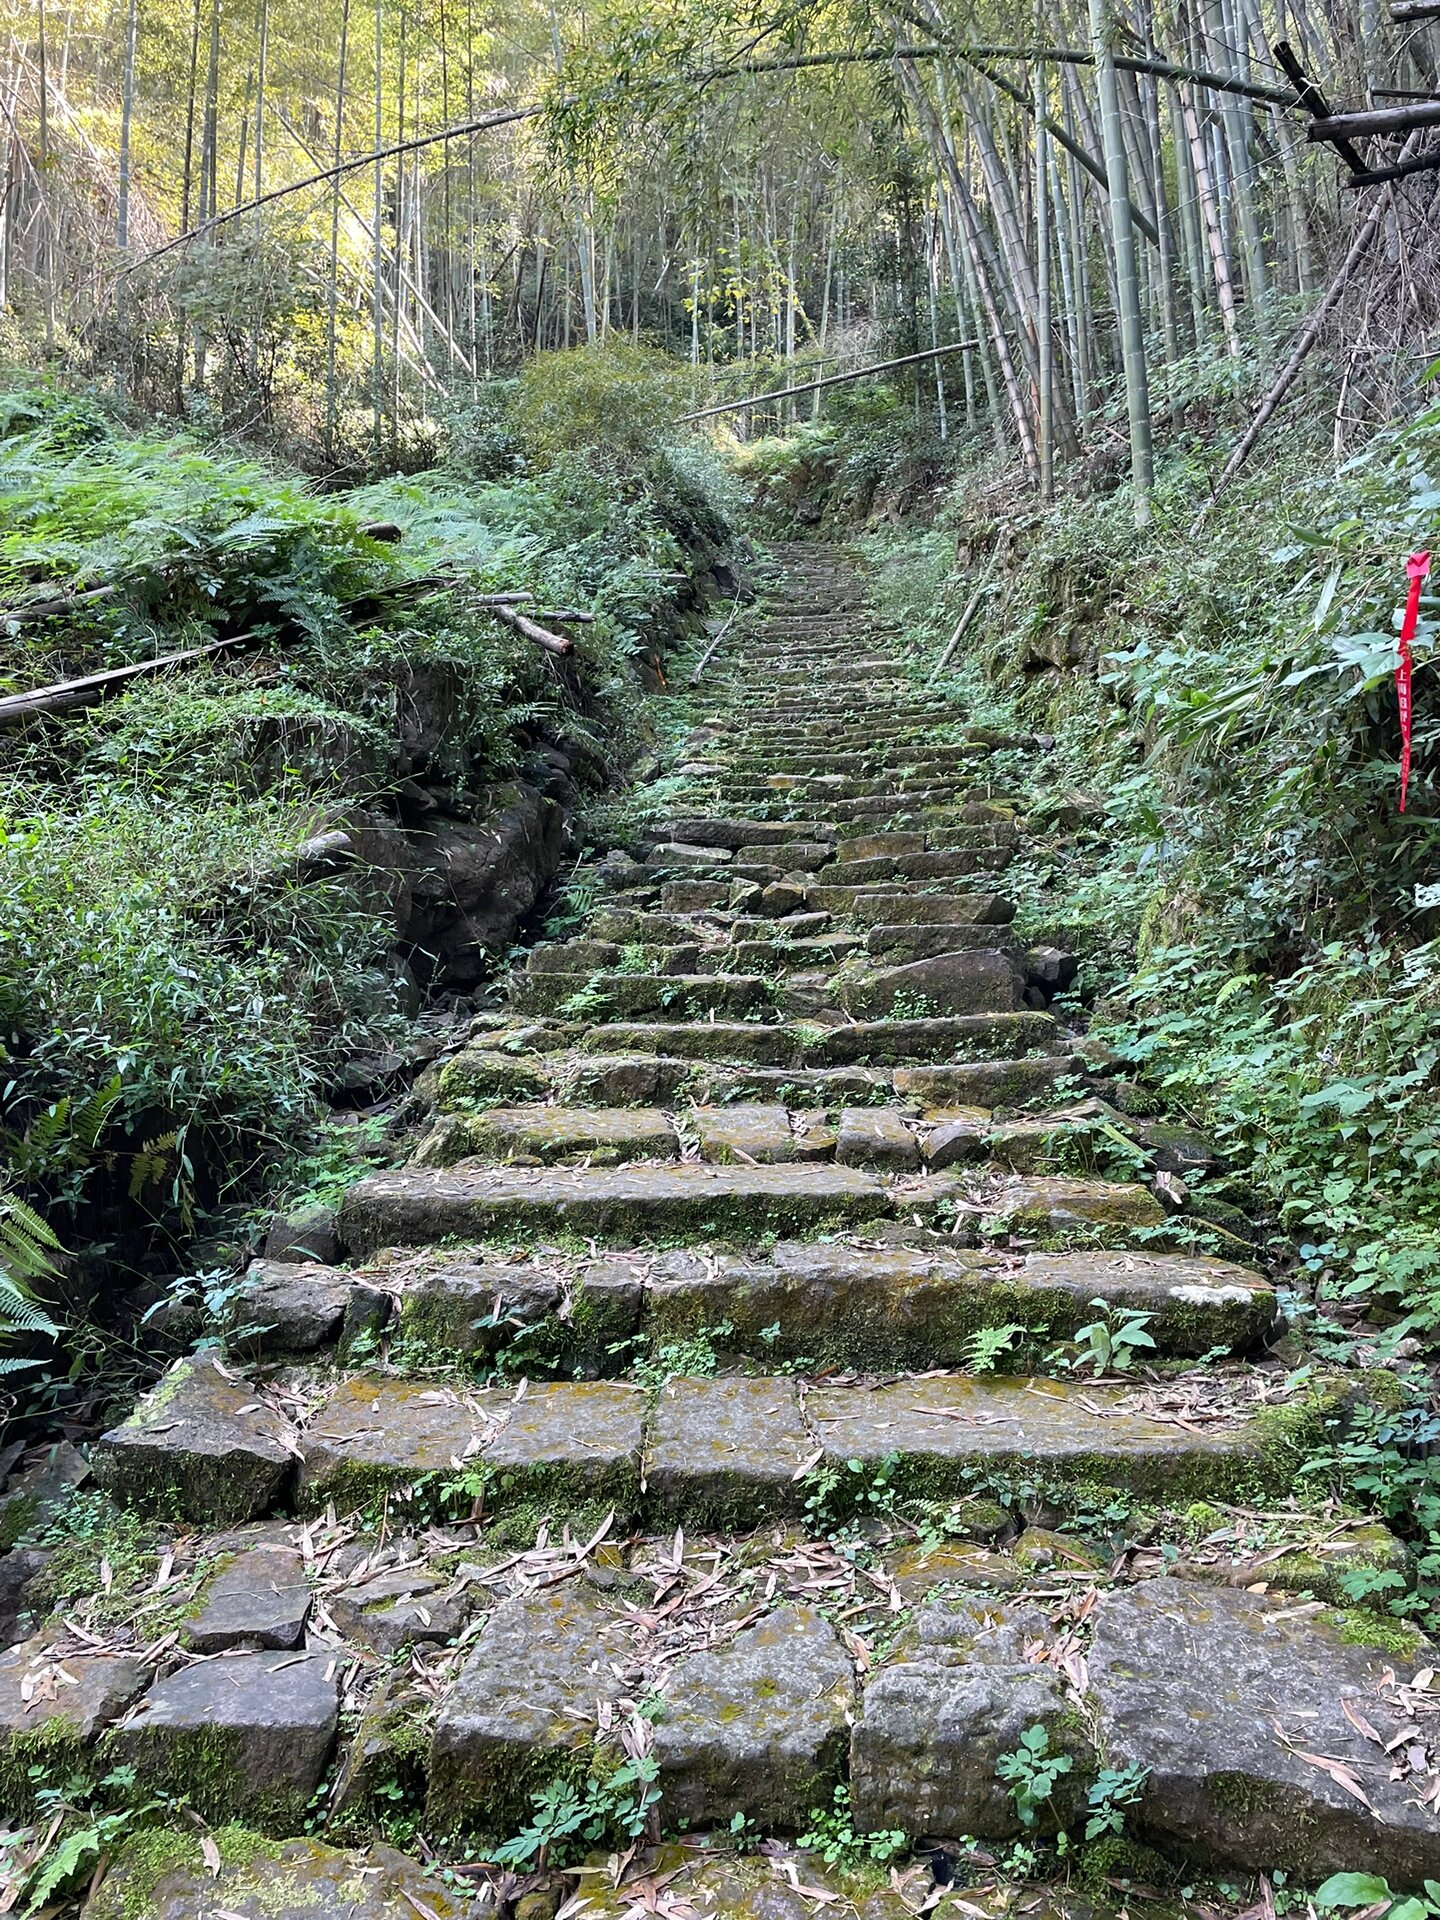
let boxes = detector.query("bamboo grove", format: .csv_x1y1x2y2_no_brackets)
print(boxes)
2,0,1437,507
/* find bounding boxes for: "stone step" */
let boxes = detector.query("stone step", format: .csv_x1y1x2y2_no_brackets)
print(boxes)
811,888,1015,925
588,908,835,943
337,1160,901,1254
645,816,838,848
510,969,784,1019
515,950,1024,1021
692,788,987,815
185,1364,1318,1528
337,1158,1166,1259
572,1009,1057,1064
817,848,1013,885
417,1090,1123,1173
436,1046,1077,1113
526,932,866,976
382,1239,1277,1369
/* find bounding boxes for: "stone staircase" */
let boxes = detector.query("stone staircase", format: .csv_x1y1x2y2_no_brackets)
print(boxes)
5,541,1436,1908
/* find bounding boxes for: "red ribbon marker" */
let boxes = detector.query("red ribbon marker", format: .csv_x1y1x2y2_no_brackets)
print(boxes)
1398,550,1430,815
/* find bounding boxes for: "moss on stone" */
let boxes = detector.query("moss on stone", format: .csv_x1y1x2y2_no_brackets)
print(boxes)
0,1715,90,1818
1327,1607,1428,1657
86,1826,279,1920
101,1723,315,1833
1075,1833,1175,1892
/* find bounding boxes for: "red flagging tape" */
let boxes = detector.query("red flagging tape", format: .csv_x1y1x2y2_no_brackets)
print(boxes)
1398,550,1430,815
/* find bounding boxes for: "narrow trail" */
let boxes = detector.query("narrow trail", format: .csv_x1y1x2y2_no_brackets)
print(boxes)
10,543,1437,1908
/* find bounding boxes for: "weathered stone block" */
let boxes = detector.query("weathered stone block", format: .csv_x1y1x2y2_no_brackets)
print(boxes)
92,1356,293,1524
654,1607,854,1830
645,1376,812,1523
1087,1581,1440,1883
111,1651,338,1829
0,1635,144,1810
427,1586,632,1833
851,1599,1089,1839
184,1546,311,1652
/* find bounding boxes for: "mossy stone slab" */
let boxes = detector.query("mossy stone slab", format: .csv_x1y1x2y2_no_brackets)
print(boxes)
338,1163,891,1254
1019,1249,1277,1353
850,1596,1091,1839
91,1356,293,1525
457,1103,679,1164
0,1635,145,1812
834,1107,921,1170
808,888,1013,926
427,1585,632,1834
554,1052,700,1105
819,850,999,887
579,1021,805,1065
884,1543,1024,1598
866,921,1024,960
82,1835,461,1920
513,972,775,1018
183,1546,311,1652
815,1013,1054,1066
893,1058,1075,1108
645,1376,813,1524
1088,1580,1440,1882
983,1175,1167,1234
693,1103,795,1164
483,1381,645,1509
110,1651,338,1829
808,1374,1284,1504
436,1047,552,1110
297,1378,498,1509
654,1606,854,1830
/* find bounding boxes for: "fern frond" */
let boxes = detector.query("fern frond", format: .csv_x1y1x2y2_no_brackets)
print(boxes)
70,1075,123,1152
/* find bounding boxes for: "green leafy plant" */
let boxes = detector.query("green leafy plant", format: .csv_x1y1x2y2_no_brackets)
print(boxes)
490,1752,661,1870
798,1785,906,1871
1083,1763,1149,1840
1316,1873,1440,1920
616,1319,734,1391
801,1451,899,1533
996,1724,1074,1830
1067,1301,1157,1377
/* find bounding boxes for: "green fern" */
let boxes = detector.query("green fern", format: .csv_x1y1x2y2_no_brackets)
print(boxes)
0,1187,62,1366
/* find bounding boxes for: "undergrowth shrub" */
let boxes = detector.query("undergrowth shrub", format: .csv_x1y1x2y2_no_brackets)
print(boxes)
0,381,735,1307
868,393,1440,1341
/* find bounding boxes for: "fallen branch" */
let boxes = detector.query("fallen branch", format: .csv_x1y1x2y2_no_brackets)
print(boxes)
0,635,258,729
2,584,119,627
483,603,574,657
678,340,980,422
929,533,1010,681
689,591,744,685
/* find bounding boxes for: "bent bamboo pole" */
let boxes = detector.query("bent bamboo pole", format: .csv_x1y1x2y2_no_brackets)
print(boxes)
677,341,980,422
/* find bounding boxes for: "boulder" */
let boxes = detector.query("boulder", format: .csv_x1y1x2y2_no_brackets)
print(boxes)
851,1597,1090,1839
224,1259,353,1355
82,1837,464,1920
0,1634,145,1809
427,1585,632,1833
262,1202,340,1266
183,1546,311,1652
110,1651,339,1829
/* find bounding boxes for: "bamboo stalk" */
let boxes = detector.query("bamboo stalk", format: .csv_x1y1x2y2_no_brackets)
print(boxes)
676,340,982,420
